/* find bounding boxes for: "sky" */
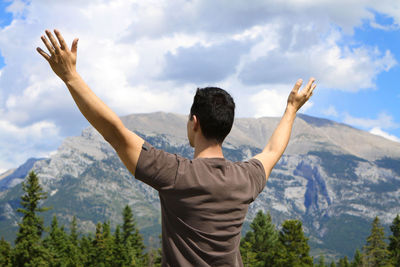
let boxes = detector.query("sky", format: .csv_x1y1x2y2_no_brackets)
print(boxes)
0,0,399,173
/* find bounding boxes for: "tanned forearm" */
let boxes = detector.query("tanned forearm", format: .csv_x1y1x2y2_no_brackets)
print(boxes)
263,106,296,158
64,73,125,147
253,78,316,180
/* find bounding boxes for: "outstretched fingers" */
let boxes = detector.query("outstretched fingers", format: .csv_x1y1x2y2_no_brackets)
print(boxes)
36,47,50,61
54,29,68,50
292,79,303,93
307,84,317,98
71,38,79,54
45,30,61,54
41,35,55,55
305,77,315,91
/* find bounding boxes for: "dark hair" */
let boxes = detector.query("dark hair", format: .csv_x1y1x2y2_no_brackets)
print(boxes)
190,87,235,143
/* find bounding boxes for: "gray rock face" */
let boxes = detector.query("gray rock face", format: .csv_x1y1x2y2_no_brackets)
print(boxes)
0,112,399,258
0,158,42,191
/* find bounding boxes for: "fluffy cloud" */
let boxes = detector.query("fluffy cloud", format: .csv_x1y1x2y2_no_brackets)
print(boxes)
238,27,396,91
0,119,61,170
343,112,399,130
322,105,339,117
370,127,400,142
248,84,313,118
160,39,252,83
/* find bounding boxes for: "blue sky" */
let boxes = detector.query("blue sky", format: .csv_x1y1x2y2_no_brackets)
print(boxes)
0,0,399,172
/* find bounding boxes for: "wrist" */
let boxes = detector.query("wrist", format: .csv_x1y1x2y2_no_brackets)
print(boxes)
63,72,81,85
285,105,297,116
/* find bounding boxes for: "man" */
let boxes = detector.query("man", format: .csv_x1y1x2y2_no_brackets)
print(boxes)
37,29,316,266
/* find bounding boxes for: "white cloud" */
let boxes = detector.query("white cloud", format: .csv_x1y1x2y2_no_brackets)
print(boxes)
343,112,399,129
369,127,400,142
0,119,62,170
238,27,397,91
322,105,339,117
248,84,313,118
250,88,288,118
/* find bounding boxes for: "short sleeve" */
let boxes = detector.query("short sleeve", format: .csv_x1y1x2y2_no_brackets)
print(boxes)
246,158,267,200
134,142,180,191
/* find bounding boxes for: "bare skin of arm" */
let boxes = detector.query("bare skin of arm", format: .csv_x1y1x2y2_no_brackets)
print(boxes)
253,78,316,180
37,29,144,175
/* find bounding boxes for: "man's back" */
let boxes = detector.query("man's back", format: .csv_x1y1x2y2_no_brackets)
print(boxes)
135,142,266,266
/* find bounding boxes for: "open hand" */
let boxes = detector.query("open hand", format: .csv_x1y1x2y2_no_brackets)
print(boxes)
287,78,316,112
37,29,79,82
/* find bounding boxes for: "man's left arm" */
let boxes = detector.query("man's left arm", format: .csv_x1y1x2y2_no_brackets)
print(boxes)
253,78,316,180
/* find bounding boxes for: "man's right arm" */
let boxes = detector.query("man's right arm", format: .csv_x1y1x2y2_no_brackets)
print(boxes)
64,74,144,176
37,29,144,175
253,78,316,180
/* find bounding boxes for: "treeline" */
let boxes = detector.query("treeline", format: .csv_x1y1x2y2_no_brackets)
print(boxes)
0,172,161,266
0,171,399,266
239,211,400,266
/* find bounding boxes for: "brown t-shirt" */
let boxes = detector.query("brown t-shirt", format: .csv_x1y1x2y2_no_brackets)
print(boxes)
135,142,266,267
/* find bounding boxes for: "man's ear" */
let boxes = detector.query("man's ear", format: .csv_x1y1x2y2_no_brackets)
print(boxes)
192,115,200,131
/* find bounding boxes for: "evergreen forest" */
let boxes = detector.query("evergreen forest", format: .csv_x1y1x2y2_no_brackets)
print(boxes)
0,171,399,266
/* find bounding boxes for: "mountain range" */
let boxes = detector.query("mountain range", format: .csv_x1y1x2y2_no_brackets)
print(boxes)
1,112,400,259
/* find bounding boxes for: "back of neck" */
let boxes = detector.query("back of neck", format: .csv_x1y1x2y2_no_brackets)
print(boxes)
194,143,224,159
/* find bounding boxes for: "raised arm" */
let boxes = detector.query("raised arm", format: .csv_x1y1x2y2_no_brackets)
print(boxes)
253,78,316,180
37,29,144,175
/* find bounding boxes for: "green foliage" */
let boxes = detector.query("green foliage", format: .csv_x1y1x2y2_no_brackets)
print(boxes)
363,216,391,266
70,216,79,246
279,219,313,266
315,254,326,267
13,171,51,266
321,214,371,257
4,171,157,266
0,237,12,267
388,214,400,266
337,256,350,267
240,211,281,266
122,205,147,266
351,249,363,267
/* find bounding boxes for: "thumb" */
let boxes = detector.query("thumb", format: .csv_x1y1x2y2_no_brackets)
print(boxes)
71,38,79,54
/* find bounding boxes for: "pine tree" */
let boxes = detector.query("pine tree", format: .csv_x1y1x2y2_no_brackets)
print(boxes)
113,225,125,266
102,221,115,266
330,261,337,267
0,237,12,267
240,210,280,266
338,256,350,267
13,171,51,266
351,249,363,267
92,222,106,266
240,240,257,266
147,235,162,267
388,214,400,266
43,215,70,265
79,234,94,266
64,215,83,266
70,216,79,246
315,254,326,267
364,216,391,266
279,219,313,266
122,205,146,265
